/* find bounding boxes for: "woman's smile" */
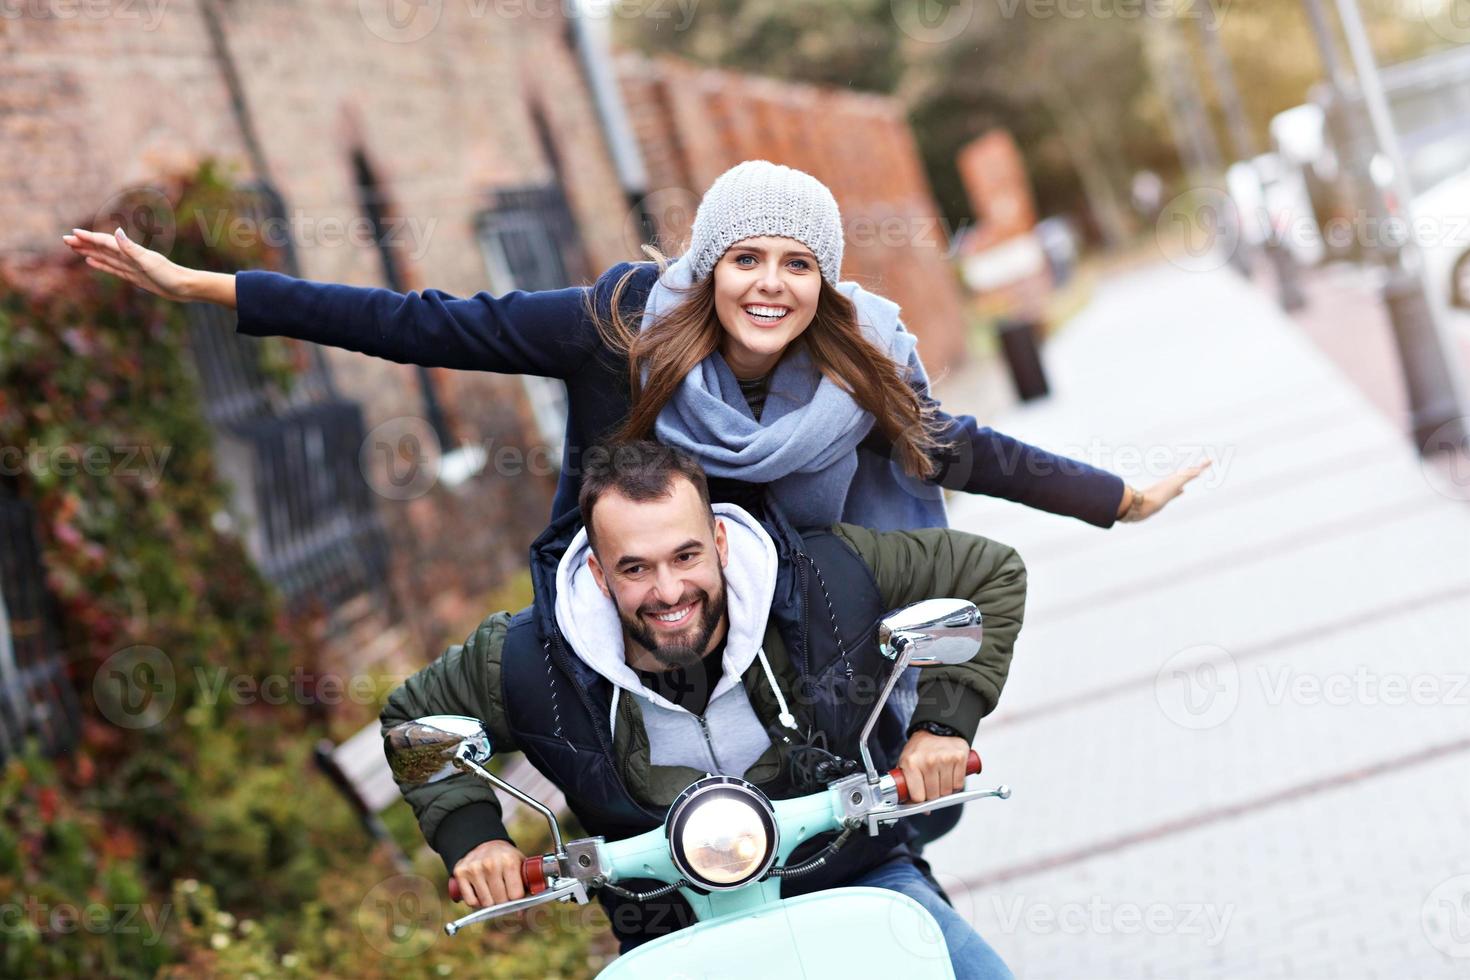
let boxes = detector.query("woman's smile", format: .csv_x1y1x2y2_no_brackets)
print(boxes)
741,303,793,326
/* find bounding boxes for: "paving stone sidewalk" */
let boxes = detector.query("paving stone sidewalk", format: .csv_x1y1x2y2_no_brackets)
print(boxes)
929,260,1470,979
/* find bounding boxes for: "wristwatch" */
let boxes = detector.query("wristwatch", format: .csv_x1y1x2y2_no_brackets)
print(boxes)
907,720,964,740
1119,484,1146,523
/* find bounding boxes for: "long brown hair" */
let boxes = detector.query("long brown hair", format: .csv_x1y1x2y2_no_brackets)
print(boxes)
581,245,946,480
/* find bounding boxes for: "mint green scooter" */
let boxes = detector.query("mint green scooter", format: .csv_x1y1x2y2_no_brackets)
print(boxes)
386,598,1011,979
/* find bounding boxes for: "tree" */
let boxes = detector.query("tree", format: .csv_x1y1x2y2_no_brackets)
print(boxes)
615,0,1458,246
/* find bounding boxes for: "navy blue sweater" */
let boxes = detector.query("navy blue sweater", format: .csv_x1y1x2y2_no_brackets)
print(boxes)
235,261,1125,527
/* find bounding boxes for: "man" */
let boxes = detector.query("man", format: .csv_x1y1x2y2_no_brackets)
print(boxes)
381,441,1025,978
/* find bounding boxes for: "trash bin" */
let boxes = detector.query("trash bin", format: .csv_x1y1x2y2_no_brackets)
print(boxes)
997,318,1050,401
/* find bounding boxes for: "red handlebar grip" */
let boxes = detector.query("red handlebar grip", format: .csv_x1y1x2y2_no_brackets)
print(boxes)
889,750,981,804
522,855,548,896
446,856,548,901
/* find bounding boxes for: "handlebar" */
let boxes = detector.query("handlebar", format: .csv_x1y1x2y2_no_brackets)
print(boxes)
445,749,983,902
447,855,547,903
887,750,981,805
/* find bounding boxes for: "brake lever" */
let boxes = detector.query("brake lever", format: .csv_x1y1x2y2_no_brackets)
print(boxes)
444,877,589,936
863,784,1011,836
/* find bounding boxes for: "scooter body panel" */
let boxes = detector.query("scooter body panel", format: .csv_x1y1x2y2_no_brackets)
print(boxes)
598,886,956,979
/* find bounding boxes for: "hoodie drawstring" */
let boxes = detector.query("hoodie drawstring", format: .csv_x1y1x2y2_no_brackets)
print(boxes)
756,646,800,732
609,686,620,741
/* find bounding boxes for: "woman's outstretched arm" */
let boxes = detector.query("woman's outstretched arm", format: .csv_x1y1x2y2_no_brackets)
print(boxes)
914,410,1208,527
62,227,612,379
860,341,1208,527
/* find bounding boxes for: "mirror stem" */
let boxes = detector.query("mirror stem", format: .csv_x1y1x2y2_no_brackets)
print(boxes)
455,749,566,856
859,645,912,785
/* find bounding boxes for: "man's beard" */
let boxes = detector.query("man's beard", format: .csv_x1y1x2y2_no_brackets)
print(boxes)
618,571,729,671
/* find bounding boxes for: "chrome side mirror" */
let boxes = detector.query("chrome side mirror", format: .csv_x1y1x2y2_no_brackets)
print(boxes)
385,715,493,785
858,599,984,784
878,598,984,667
383,714,566,856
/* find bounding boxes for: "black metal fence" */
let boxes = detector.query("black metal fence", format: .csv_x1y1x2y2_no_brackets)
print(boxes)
184,282,334,430
236,400,391,613
0,488,79,762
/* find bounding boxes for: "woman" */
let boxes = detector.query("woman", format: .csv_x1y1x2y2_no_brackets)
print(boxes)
63,160,1207,532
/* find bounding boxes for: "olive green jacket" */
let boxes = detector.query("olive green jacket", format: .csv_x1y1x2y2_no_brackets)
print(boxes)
381,523,1026,864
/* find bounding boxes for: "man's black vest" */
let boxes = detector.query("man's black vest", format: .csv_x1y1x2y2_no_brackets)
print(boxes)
499,501,918,948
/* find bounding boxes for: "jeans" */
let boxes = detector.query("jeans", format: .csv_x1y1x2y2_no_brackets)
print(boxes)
849,855,1014,980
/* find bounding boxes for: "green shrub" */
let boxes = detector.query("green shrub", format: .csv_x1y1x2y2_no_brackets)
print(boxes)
0,161,603,977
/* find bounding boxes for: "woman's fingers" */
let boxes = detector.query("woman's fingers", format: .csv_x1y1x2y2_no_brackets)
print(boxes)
84,256,148,290
83,252,135,279
1172,460,1213,494
69,228,127,258
114,229,192,298
82,252,173,300
114,228,155,270
65,230,136,273
63,227,189,301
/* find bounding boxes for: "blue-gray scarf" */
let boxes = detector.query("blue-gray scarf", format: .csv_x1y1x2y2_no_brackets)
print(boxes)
641,253,950,535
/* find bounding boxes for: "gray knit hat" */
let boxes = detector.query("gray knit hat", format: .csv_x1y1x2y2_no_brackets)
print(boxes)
685,160,845,286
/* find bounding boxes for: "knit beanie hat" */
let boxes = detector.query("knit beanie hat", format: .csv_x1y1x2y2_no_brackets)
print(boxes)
685,160,845,286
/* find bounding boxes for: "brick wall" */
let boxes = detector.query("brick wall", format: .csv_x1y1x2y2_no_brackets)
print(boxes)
2,2,636,671
614,51,970,375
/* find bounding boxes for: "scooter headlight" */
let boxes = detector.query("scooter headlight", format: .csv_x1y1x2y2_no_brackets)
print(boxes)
666,776,779,890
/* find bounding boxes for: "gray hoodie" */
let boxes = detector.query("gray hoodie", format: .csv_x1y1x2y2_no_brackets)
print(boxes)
553,503,800,778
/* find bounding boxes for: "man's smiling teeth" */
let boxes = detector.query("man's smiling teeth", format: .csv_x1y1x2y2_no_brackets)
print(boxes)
744,304,790,322
650,603,695,624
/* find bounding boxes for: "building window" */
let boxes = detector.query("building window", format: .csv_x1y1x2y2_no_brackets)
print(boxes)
183,182,393,621
474,185,591,468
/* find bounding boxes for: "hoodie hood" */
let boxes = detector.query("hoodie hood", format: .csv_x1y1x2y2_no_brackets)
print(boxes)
553,502,778,714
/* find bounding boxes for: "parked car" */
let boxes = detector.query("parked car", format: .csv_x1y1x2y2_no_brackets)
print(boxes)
1265,44,1470,309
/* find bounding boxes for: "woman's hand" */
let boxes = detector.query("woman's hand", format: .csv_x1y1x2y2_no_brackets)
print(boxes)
61,228,236,308
1117,460,1212,523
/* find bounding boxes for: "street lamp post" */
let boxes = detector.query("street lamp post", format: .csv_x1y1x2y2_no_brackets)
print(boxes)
1299,0,1469,450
